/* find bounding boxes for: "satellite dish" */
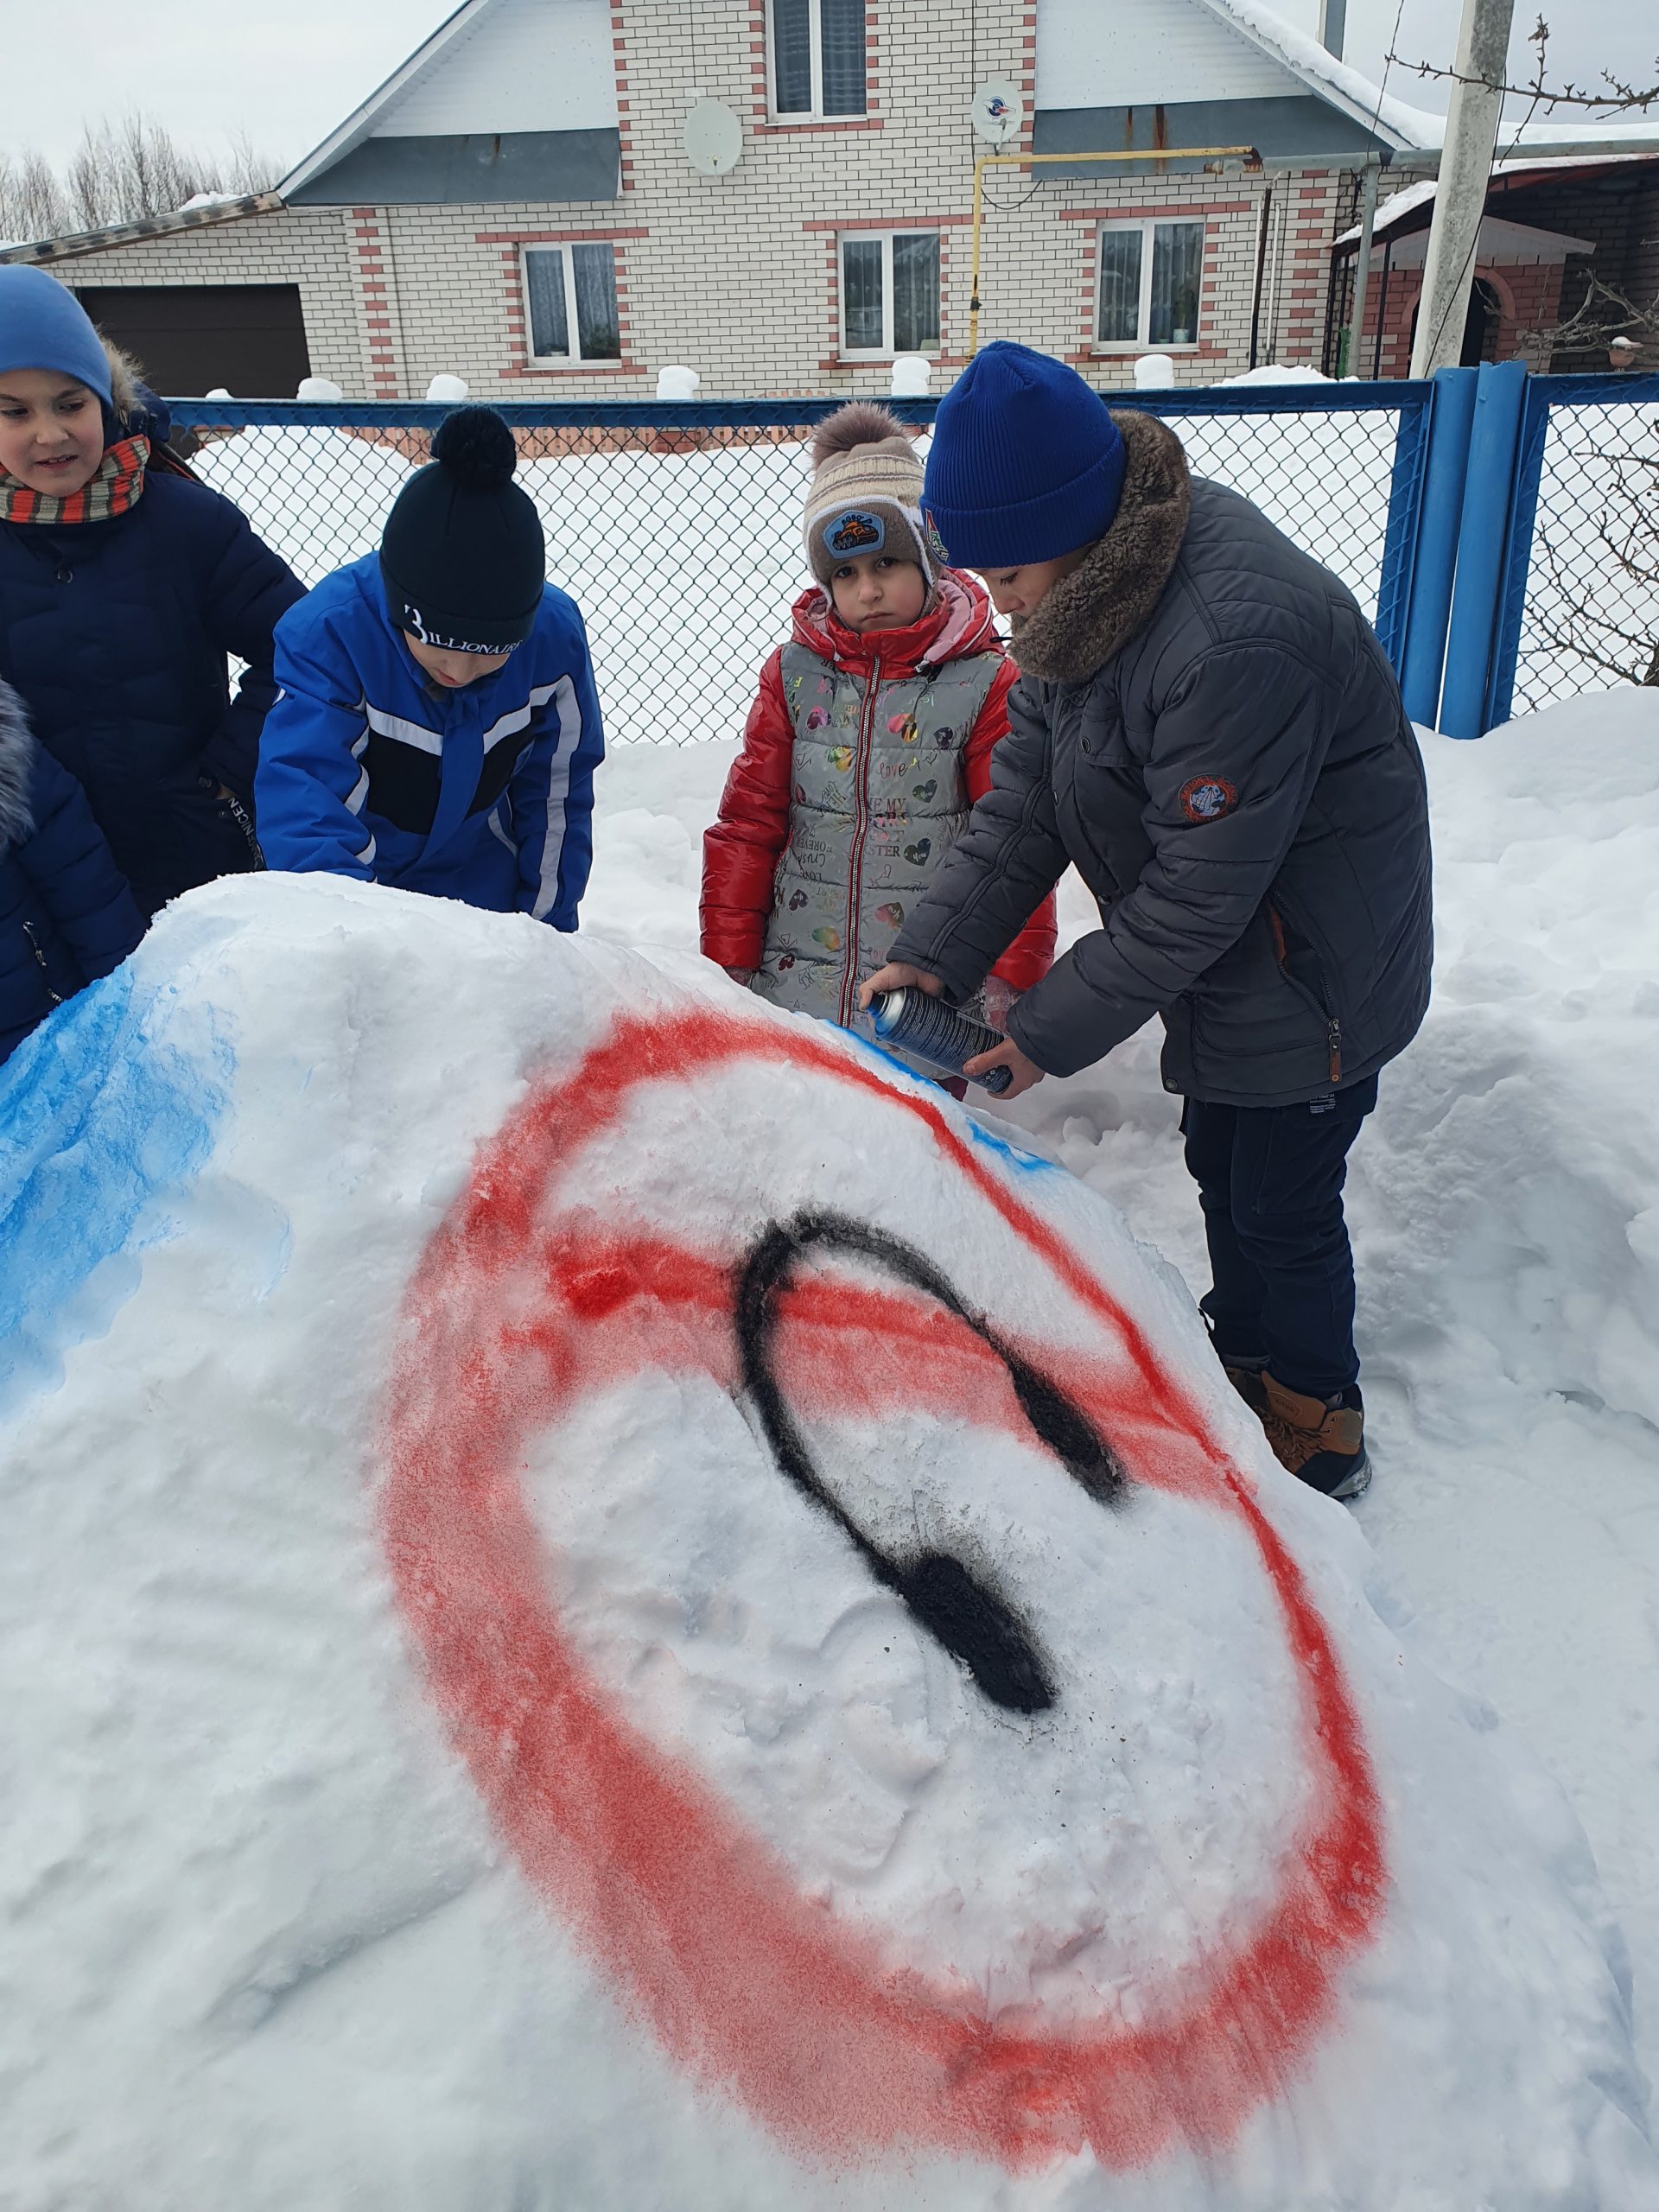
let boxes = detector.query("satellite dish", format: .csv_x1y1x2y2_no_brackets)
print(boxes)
684,99,743,176
969,79,1023,148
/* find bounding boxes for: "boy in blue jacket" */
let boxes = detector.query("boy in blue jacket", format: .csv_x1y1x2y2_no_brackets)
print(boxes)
257,408,603,926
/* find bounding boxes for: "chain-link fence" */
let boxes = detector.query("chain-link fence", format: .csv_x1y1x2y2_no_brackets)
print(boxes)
173,391,1421,747
1510,394,1659,713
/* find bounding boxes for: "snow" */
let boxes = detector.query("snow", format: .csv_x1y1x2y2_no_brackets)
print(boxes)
295,375,346,404
655,365,702,399
1334,158,1659,249
1132,353,1177,390
1217,362,1332,385
1214,0,1659,153
188,419,1405,747
3,687,1658,2205
424,372,468,403
1207,0,1444,145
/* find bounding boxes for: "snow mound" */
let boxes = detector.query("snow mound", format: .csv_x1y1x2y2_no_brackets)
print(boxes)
0,874,1651,2210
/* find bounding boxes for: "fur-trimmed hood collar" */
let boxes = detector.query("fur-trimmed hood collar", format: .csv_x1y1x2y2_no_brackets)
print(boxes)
1010,410,1192,687
0,678,35,854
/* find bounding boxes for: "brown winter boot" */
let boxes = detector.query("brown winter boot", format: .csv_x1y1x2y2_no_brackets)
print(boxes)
1260,1373,1371,1502
1223,1360,1270,1419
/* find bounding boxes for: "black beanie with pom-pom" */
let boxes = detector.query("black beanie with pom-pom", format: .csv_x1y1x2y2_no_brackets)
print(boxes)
379,407,545,653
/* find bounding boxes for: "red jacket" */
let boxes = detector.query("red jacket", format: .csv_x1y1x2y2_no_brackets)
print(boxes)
701,573,1057,993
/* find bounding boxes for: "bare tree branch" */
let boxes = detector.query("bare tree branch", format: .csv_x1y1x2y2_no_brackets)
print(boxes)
1390,16,1659,115
0,111,283,244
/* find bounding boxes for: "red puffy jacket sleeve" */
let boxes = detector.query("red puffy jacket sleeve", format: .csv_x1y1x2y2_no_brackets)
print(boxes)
701,649,792,971
963,660,1058,994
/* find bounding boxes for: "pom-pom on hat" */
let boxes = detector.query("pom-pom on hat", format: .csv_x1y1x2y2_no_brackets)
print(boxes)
380,406,545,654
0,265,114,407
921,342,1127,569
803,402,933,587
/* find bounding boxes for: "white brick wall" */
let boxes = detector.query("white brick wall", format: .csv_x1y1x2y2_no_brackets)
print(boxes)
27,0,1371,399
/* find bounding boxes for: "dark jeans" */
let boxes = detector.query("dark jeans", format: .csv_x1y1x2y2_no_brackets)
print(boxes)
1180,1076,1379,1402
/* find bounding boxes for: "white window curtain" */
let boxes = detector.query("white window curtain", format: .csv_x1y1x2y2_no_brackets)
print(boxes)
524,245,620,362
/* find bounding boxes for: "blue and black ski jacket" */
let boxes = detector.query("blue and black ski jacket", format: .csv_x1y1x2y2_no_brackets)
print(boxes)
256,555,604,925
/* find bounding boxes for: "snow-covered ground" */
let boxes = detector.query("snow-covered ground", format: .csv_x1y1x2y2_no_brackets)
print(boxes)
3,687,1657,2208
587,689,1659,2083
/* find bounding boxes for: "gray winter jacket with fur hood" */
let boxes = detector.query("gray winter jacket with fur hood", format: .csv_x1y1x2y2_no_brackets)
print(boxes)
888,410,1432,1106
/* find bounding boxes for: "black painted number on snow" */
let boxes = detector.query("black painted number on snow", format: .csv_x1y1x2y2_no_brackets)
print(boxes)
734,1211,1128,1716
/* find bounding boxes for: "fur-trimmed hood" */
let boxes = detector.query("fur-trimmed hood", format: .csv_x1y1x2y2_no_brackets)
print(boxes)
1010,410,1192,687
0,678,35,854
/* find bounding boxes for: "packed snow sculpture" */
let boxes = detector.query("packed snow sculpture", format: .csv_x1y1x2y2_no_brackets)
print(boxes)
1,874,1652,2212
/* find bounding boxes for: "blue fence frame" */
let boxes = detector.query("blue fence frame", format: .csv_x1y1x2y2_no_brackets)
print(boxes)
170,372,1652,738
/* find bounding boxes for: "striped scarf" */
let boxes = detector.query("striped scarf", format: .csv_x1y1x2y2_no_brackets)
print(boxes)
0,434,150,525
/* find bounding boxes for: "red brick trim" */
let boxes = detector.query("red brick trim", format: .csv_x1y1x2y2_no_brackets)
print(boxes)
1018,0,1037,157
749,3,769,120
821,218,952,364
752,0,879,124
353,210,399,400
1073,213,1223,362
475,226,650,244
756,117,885,133
1058,203,1252,221
500,363,646,378
493,233,645,376
804,214,972,231
609,6,635,193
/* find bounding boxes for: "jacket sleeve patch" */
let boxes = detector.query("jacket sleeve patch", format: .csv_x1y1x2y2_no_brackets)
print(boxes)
1179,776,1238,823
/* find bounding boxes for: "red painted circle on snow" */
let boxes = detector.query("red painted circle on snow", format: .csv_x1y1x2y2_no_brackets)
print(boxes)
379,1007,1386,2173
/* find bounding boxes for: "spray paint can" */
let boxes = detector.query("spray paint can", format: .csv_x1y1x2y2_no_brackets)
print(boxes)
868,988,1014,1096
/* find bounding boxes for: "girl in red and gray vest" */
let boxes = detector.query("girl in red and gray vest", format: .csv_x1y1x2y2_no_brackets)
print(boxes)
701,404,1054,1054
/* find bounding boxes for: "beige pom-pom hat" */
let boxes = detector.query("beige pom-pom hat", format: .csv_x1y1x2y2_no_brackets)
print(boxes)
802,402,934,586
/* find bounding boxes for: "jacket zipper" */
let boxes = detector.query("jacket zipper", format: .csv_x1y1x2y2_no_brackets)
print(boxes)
22,922,63,1004
1267,900,1342,1083
839,658,880,1027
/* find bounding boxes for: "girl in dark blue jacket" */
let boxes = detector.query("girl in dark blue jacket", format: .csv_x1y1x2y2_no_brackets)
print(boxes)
0,265,304,917
257,408,603,925
0,677,143,1065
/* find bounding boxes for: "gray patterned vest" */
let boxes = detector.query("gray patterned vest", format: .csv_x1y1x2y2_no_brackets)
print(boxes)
750,641,1003,1045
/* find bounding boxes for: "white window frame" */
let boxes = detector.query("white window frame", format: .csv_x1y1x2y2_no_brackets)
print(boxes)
520,242,620,366
767,0,867,120
838,230,940,361
1093,219,1205,353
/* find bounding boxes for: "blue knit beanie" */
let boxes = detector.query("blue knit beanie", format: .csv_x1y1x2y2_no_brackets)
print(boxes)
0,265,112,405
922,342,1126,569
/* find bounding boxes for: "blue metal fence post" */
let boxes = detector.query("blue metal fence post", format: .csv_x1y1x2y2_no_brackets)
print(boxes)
1482,373,1552,730
1373,389,1433,676
1440,358,1530,738
1397,367,1478,727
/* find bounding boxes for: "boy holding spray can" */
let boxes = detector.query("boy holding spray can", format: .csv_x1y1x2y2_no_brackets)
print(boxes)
861,344,1432,1500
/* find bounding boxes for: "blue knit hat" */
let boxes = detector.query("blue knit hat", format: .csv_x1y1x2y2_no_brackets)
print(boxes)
0,266,112,405
922,343,1126,569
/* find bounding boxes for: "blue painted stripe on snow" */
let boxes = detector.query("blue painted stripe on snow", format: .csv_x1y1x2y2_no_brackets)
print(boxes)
0,970,226,1408
842,1030,1057,1173
963,1119,1058,1177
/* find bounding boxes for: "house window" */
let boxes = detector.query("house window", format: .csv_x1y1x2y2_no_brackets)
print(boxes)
1096,220,1205,348
523,243,621,364
840,232,939,358
771,0,867,118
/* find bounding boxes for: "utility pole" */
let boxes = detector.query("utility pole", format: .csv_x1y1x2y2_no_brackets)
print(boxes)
1409,0,1515,378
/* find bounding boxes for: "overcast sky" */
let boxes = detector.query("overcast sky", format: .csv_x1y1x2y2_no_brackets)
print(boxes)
6,0,1654,173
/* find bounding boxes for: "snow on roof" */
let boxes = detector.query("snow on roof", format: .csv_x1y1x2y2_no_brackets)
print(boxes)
1212,0,1659,156
1204,0,1442,145
1334,151,1659,246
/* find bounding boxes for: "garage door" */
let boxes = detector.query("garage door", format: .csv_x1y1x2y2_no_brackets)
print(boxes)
73,284,313,398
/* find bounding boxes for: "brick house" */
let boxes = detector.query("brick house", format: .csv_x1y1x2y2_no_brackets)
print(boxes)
1,0,1440,398
1326,154,1659,378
